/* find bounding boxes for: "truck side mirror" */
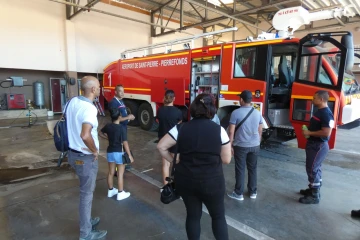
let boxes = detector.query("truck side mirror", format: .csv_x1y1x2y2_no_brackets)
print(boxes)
341,32,354,72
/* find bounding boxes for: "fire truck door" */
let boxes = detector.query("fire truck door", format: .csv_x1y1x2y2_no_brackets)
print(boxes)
290,35,347,150
150,78,186,106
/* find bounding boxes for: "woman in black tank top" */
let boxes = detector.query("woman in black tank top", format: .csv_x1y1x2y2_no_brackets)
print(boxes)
157,90,182,185
157,94,232,240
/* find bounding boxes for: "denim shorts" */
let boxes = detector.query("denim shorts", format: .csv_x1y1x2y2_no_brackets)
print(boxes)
107,152,124,164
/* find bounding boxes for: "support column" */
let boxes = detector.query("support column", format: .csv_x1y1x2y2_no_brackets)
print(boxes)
64,20,78,98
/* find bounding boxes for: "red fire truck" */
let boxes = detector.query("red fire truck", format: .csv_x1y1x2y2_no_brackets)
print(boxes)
103,7,360,150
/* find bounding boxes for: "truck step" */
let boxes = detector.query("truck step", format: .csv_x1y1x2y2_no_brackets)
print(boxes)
273,124,294,129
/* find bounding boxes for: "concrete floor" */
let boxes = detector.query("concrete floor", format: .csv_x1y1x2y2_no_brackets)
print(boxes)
0,116,360,240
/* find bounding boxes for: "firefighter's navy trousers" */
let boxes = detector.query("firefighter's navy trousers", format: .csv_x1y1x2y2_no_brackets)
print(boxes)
305,140,329,188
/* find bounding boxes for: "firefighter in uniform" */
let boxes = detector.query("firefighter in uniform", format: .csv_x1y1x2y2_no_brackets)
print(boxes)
299,90,334,204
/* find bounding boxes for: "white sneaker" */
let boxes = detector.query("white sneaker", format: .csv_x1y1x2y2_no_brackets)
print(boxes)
117,191,130,201
250,193,257,199
107,188,118,198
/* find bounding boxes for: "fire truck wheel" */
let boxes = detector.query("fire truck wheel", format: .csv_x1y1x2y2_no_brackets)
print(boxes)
123,100,139,126
138,103,154,131
220,113,231,130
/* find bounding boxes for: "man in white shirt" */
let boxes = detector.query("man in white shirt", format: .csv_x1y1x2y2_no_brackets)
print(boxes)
67,76,107,240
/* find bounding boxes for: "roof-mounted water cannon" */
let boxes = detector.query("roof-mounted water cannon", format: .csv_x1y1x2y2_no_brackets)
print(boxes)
257,6,355,40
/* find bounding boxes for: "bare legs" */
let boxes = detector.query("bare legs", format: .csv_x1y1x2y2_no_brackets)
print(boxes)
107,162,125,191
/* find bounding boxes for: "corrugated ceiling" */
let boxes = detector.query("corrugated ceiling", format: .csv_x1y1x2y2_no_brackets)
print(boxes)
110,0,360,30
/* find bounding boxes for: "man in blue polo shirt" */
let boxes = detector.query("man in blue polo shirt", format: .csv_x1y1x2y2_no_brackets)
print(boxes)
300,90,334,204
108,85,135,169
108,85,135,124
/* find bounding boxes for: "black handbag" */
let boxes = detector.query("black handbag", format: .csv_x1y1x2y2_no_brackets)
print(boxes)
160,154,180,204
122,148,133,165
160,124,183,204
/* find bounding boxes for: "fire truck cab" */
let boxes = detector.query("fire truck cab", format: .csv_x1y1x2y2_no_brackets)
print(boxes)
103,30,359,150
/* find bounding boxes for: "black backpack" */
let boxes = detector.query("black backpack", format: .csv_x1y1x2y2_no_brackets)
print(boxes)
53,99,72,152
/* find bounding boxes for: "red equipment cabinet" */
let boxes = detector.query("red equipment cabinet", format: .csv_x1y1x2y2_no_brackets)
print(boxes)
6,94,26,109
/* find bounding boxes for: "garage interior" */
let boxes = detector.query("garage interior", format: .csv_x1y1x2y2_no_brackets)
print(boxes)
0,0,360,239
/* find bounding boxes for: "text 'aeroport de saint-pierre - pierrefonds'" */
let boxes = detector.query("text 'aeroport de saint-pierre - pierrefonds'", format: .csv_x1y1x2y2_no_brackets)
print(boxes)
121,57,188,70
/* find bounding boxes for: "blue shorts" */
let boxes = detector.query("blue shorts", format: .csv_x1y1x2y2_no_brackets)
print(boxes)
107,152,124,164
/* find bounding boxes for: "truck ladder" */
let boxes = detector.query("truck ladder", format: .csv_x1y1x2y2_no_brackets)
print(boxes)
121,27,238,59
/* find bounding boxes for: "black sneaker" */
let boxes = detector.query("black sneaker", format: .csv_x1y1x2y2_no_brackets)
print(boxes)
351,210,360,218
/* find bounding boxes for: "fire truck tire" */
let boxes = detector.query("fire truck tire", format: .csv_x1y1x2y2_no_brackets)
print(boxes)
123,100,139,126
220,113,231,130
138,103,154,131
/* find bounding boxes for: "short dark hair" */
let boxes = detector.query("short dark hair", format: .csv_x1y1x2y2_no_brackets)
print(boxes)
315,90,329,102
109,108,121,122
239,90,252,104
115,84,123,90
163,89,175,104
190,93,216,119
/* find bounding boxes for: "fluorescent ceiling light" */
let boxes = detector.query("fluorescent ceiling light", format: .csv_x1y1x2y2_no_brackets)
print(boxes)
208,0,234,6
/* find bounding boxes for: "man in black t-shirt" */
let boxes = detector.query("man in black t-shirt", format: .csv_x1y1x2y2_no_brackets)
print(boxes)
299,90,334,204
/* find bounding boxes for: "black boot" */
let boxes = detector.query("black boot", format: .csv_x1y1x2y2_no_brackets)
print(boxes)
299,186,312,196
351,210,360,218
299,188,320,204
300,182,322,197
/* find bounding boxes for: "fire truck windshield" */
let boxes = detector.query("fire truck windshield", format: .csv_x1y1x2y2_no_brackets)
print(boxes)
322,50,359,94
299,42,359,93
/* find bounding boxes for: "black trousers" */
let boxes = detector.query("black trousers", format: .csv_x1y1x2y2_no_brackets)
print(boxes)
233,146,260,195
175,175,228,240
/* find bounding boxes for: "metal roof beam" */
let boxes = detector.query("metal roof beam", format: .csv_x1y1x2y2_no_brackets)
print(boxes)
181,0,298,30
153,0,177,13
68,0,100,20
180,0,184,28
50,0,194,34
189,2,203,19
144,0,201,20
187,0,259,24
231,0,299,16
218,0,232,12
185,0,265,30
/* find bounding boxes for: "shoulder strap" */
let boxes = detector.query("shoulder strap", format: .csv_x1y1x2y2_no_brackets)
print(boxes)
170,123,184,177
61,97,75,120
234,107,255,133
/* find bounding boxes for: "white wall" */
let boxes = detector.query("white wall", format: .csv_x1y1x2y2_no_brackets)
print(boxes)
72,1,153,73
0,0,67,71
0,0,201,73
